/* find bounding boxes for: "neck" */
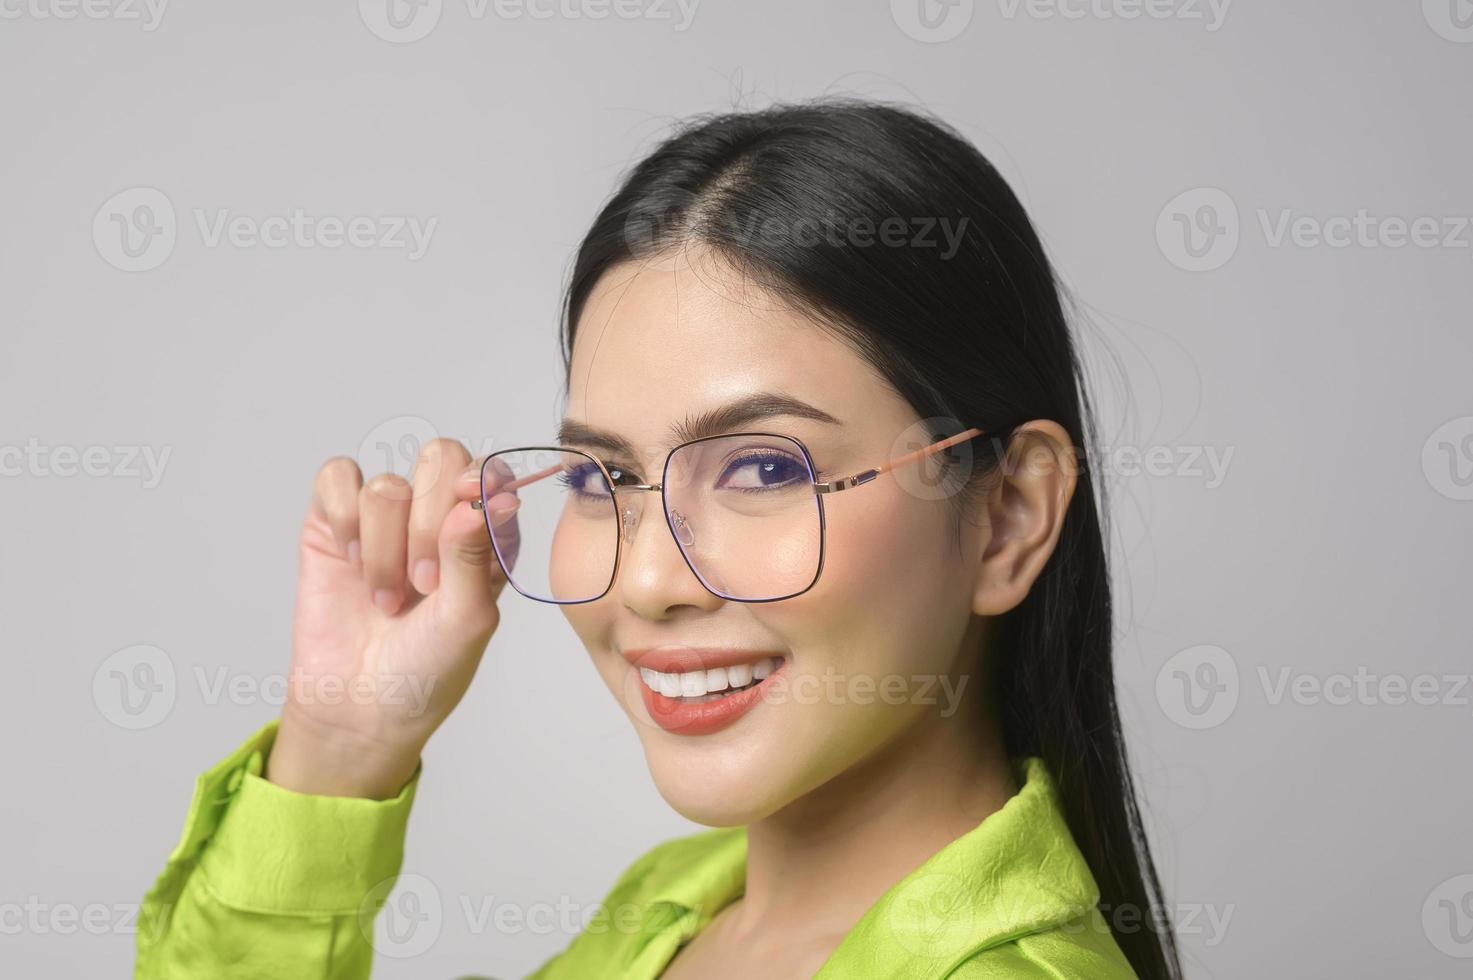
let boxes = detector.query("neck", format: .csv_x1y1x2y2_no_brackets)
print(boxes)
729,648,1016,943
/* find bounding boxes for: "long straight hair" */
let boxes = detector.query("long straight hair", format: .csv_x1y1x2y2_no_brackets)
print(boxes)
558,98,1180,980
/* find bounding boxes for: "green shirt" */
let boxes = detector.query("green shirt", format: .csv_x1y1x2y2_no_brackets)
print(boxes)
134,718,1137,979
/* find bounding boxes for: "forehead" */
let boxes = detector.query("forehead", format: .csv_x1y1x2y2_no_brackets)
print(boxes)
565,249,885,453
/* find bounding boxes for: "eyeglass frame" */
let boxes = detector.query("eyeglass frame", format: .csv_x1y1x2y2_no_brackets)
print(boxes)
472,425,987,605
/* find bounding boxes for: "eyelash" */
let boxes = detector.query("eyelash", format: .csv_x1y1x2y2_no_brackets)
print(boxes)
720,450,808,493
558,451,822,497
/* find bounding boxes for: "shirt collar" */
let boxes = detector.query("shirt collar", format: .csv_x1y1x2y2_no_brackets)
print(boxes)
640,756,1099,977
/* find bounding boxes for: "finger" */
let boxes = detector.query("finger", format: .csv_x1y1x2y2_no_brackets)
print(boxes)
453,453,517,503
475,454,523,576
435,490,512,633
454,455,486,503
407,438,472,596
360,472,413,614
310,456,365,563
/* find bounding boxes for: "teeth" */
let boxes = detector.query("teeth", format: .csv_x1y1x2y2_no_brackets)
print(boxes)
638,657,782,698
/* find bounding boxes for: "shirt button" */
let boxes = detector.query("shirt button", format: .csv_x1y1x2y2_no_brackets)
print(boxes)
224,766,245,795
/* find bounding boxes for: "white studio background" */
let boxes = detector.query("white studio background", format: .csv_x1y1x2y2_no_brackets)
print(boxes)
2,2,1470,978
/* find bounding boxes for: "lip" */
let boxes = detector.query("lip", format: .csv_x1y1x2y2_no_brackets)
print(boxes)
620,647,786,673
621,647,789,737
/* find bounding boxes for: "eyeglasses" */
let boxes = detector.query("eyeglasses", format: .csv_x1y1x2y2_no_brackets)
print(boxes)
472,426,985,604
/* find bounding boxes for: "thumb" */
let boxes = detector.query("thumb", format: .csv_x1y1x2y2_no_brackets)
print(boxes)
433,497,510,634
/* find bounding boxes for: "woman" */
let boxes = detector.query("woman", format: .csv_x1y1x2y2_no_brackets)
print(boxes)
135,98,1181,979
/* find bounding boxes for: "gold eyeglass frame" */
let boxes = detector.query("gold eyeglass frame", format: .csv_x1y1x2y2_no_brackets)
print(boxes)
472,426,986,604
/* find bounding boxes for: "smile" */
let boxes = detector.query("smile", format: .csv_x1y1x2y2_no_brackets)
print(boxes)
621,647,790,736
638,657,782,702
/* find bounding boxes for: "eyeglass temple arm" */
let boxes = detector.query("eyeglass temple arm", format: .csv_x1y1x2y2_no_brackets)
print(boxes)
470,461,563,509
471,427,990,507
813,426,987,495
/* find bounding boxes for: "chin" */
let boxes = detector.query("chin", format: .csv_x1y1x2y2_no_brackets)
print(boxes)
640,746,784,827
653,780,772,827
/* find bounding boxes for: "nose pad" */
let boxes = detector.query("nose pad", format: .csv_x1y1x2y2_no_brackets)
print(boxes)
622,502,696,549
669,508,695,548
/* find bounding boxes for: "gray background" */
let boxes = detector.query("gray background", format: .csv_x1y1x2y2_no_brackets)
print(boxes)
2,1,1470,977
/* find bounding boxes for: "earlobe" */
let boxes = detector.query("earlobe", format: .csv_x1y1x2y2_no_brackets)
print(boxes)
970,422,1079,617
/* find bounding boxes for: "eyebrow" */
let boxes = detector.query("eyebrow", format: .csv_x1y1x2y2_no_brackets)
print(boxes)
557,393,843,460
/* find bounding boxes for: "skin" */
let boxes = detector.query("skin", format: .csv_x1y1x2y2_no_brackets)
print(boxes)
265,243,1079,979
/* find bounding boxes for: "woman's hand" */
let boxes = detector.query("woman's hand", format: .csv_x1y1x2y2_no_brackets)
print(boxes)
265,438,510,799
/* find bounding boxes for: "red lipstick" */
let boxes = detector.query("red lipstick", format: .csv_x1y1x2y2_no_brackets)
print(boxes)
621,647,789,736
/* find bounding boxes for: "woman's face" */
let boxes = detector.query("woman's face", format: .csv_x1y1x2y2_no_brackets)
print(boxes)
559,246,987,826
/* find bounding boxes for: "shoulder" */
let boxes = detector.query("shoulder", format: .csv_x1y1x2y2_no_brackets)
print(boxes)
946,909,1138,979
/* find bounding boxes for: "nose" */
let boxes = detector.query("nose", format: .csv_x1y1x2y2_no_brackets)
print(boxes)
616,492,723,615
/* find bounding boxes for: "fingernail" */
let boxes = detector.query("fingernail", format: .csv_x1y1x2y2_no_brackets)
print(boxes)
458,466,480,483
412,559,439,594
346,539,360,566
373,588,402,614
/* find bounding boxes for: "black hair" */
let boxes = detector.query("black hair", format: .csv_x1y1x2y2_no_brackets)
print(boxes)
557,97,1180,980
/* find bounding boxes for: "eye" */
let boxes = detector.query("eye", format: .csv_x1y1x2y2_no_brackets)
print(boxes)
604,464,644,488
557,460,645,498
716,451,808,492
557,461,612,498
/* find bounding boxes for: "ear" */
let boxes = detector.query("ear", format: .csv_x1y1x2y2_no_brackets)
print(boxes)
971,421,1080,617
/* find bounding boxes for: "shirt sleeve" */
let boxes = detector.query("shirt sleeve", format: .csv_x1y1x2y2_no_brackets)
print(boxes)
134,716,421,980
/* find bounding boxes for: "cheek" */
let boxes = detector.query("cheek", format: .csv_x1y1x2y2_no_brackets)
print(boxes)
559,604,616,679
767,493,967,681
